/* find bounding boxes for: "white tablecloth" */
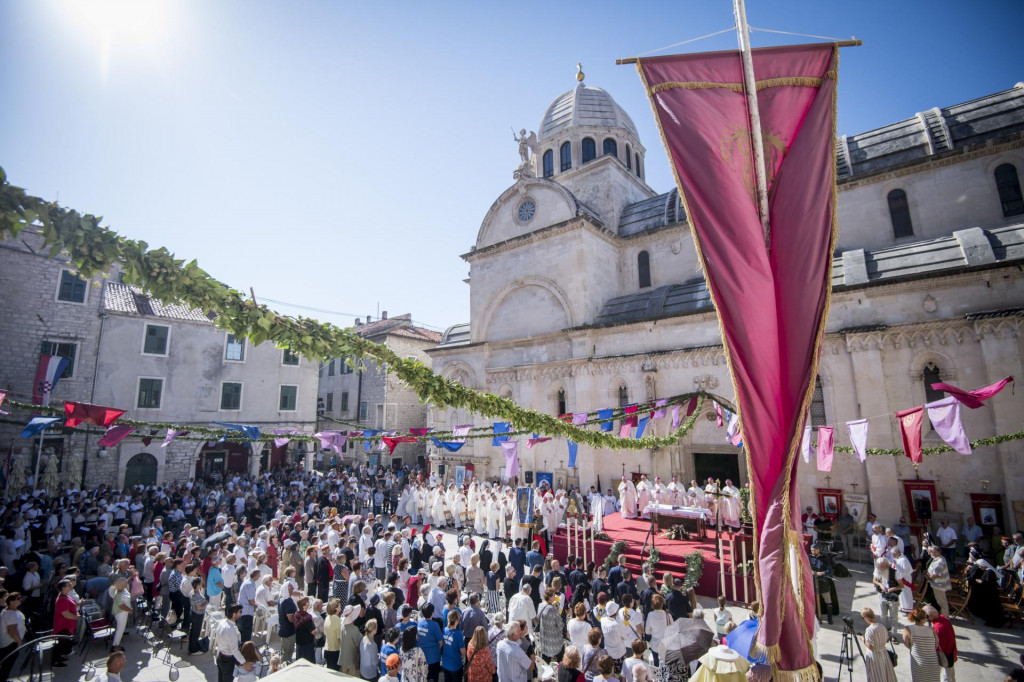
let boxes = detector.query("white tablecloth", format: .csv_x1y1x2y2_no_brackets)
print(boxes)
641,505,711,520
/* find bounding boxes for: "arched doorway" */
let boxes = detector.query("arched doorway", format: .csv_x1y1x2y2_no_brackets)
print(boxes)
124,452,158,488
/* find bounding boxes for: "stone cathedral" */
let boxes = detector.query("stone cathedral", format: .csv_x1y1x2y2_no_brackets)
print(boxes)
427,71,1024,534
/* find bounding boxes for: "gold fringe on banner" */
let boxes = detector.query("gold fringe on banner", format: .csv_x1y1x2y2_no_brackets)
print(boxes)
649,70,836,96
773,664,821,682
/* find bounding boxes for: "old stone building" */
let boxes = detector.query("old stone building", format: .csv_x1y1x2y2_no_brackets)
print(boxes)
317,313,440,468
0,232,319,488
428,77,1024,533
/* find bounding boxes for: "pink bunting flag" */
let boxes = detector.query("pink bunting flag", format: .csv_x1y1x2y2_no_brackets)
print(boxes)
846,419,869,463
273,429,297,448
619,422,632,438
714,402,725,428
816,426,834,472
726,412,740,440
314,431,347,454
526,437,551,449
652,399,668,419
98,424,134,447
161,429,188,447
572,412,588,425
409,428,432,437
671,404,681,430
501,441,519,477
925,397,972,455
452,425,472,443
623,405,639,427
896,407,925,464
801,425,811,464
931,376,1013,409
0,390,7,415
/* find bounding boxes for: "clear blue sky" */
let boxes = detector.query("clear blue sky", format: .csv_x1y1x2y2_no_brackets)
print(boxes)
2,1,1021,332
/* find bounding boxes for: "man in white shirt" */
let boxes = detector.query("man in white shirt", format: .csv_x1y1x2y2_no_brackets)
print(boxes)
106,650,126,682
221,555,238,608
600,602,632,663
255,575,278,610
496,622,534,682
458,537,474,570
215,605,249,682
374,533,390,581
507,583,537,634
935,520,958,568
870,525,889,561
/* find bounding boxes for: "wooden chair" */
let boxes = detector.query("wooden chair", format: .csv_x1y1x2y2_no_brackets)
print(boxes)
1002,587,1024,627
946,581,974,623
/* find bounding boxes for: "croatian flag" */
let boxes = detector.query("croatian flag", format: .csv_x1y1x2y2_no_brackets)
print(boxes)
33,355,70,405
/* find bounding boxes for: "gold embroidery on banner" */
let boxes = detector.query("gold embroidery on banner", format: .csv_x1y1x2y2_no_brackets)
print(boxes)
719,127,789,205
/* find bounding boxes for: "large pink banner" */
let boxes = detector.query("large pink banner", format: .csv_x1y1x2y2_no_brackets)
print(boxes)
637,44,838,678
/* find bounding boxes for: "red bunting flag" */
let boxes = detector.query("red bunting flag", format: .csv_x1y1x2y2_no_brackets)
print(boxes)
381,436,417,455
98,425,135,447
896,407,925,463
64,401,126,428
930,376,1014,409
636,42,839,674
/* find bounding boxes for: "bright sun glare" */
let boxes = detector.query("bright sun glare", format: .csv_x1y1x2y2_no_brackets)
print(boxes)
59,0,176,81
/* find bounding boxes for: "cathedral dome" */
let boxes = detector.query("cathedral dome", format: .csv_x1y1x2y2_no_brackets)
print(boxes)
538,83,639,142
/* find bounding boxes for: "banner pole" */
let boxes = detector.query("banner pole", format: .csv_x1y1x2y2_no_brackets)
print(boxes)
33,428,46,492
732,0,772,250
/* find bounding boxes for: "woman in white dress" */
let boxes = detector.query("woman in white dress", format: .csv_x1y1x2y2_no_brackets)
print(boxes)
902,607,941,682
860,607,897,682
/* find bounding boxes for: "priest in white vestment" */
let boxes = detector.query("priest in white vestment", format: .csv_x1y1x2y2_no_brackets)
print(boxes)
618,477,638,519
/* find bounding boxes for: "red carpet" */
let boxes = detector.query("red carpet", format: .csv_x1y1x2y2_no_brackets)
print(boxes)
552,512,726,598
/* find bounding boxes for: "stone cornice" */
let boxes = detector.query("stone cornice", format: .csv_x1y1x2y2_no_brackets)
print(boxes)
837,134,1024,191
463,216,617,262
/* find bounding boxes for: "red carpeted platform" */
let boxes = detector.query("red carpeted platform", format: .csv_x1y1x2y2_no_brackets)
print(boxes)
552,512,727,598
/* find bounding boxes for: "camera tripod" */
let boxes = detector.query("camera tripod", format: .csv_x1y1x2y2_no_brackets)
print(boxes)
835,618,865,682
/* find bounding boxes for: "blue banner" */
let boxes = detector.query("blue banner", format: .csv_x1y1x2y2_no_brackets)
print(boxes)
567,441,578,468
516,487,534,528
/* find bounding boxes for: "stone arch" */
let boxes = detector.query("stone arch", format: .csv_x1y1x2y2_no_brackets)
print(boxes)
441,361,477,390
479,277,575,342
908,349,958,403
123,452,158,488
610,376,631,407
547,379,570,416
475,178,583,247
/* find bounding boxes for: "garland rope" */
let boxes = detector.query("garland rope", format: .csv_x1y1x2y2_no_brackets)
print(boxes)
2,169,1020,458
0,167,718,451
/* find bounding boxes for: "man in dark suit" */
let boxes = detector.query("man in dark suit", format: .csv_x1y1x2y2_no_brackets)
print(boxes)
665,577,692,620
569,558,588,592
509,539,526,580
523,565,543,612
608,555,627,592
591,565,610,600
315,550,332,601
525,540,544,573
503,566,519,619
615,569,638,602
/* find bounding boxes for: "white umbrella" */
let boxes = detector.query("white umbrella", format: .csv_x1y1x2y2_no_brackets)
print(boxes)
40,455,61,494
64,453,83,487
6,456,26,495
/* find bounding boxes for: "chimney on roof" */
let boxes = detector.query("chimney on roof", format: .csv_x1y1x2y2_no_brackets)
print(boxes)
382,311,388,320
354,318,361,326
367,314,372,323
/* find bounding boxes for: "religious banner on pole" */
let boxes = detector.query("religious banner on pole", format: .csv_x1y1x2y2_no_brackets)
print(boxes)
635,42,839,676
516,487,534,528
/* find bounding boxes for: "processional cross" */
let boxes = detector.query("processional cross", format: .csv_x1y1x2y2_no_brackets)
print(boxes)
936,491,950,512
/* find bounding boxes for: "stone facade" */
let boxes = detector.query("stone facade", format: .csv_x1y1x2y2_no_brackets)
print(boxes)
317,314,440,466
0,232,319,489
429,80,1024,533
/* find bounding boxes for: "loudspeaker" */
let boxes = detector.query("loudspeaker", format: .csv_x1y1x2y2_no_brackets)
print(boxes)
525,471,534,484
915,496,932,521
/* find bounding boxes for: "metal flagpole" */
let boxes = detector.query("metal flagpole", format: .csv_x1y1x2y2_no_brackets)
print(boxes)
732,0,773,250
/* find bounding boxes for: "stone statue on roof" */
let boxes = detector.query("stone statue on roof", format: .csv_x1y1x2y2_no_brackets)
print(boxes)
512,128,538,181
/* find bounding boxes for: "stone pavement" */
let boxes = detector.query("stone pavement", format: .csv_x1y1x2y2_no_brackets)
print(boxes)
31,529,1022,682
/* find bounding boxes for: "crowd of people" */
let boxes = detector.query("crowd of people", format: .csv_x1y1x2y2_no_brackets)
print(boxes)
0,462,715,682
2,459,1023,682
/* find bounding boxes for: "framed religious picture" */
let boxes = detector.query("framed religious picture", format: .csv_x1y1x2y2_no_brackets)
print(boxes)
454,465,466,489
970,493,1004,528
816,488,843,519
844,493,869,529
903,480,937,524
536,471,553,490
